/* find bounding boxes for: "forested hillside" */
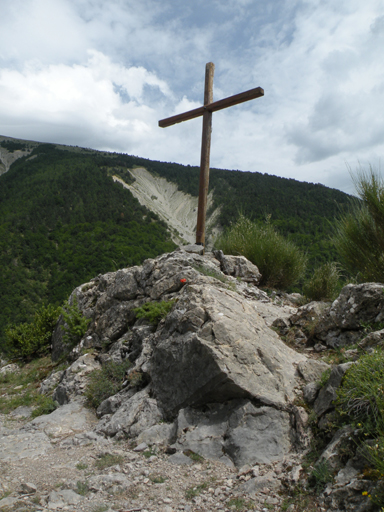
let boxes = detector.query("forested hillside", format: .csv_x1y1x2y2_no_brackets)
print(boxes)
0,143,175,350
0,137,352,351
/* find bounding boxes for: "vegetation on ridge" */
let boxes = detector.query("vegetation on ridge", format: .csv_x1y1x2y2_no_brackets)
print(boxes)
334,166,384,283
215,215,307,289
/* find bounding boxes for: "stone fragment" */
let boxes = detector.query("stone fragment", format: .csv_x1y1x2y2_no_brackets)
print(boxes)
303,382,321,404
0,363,20,376
318,425,354,471
21,482,37,493
297,359,330,383
134,442,149,452
313,362,353,417
95,387,162,438
213,250,262,284
168,452,194,466
314,283,384,348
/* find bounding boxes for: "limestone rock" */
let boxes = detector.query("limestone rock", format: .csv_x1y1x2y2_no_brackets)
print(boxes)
0,363,20,376
150,283,305,416
213,250,262,284
314,283,384,347
297,359,330,383
52,354,101,405
94,387,162,438
313,362,353,417
172,400,293,468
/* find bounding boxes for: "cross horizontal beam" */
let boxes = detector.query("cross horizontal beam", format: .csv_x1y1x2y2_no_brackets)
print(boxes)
159,86,264,128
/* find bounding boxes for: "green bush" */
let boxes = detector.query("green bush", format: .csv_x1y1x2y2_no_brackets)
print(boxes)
303,262,341,301
60,297,90,347
336,349,384,505
4,304,60,360
336,350,384,433
133,300,175,325
85,359,132,409
215,215,307,289
334,166,384,282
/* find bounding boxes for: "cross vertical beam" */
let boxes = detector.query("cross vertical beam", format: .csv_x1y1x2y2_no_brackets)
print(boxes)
159,63,264,251
196,62,214,246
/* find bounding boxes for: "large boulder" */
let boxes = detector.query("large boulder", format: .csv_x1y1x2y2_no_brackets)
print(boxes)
150,283,306,417
314,283,384,348
172,400,293,467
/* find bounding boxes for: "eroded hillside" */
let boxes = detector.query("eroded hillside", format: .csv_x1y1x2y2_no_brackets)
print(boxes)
113,167,221,246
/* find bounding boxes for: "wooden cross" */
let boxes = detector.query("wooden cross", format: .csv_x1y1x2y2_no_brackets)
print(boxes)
159,62,264,248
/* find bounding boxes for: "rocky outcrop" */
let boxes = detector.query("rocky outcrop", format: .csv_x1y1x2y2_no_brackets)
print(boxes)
314,283,384,348
50,248,307,468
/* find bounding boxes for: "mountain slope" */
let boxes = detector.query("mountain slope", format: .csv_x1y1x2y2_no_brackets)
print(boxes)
0,135,352,350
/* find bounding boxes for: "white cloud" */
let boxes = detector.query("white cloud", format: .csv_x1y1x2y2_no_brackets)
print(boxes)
0,0,383,195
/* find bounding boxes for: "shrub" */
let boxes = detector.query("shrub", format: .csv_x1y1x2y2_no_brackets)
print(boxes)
336,350,384,432
133,300,175,325
336,349,384,505
303,262,341,301
4,304,60,360
60,297,90,347
334,166,384,282
85,359,132,409
308,459,333,493
215,215,307,289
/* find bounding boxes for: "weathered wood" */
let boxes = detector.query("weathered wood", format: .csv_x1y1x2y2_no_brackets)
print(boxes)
158,87,264,128
196,63,214,246
158,62,264,248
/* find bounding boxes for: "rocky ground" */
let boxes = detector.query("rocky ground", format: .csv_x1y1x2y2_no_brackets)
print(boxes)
1,246,383,511
0,404,319,512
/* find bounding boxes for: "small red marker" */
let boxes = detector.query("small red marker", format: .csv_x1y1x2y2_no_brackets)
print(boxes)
180,278,187,284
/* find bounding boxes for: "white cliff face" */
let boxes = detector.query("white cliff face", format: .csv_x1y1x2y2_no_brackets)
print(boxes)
0,146,33,175
113,167,221,246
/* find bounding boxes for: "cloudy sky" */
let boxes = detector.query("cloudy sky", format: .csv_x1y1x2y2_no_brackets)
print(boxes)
1,0,383,194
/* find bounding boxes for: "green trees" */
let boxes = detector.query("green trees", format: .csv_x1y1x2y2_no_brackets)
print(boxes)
215,215,307,289
334,167,384,283
4,304,60,360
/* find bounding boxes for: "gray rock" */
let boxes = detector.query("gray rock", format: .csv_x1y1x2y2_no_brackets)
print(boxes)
52,353,101,405
87,474,132,492
289,301,328,327
313,362,353,417
0,431,52,461
179,244,205,255
95,387,162,437
0,363,20,376
168,452,194,466
318,425,354,471
173,400,294,468
150,283,306,416
314,283,384,347
136,422,177,447
297,359,330,383
133,442,149,452
240,472,281,494
0,497,18,509
39,370,64,396
335,466,359,486
97,388,136,417
27,400,96,439
223,402,292,466
303,382,321,404
20,482,37,494
359,328,384,348
10,406,33,419
213,250,262,284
